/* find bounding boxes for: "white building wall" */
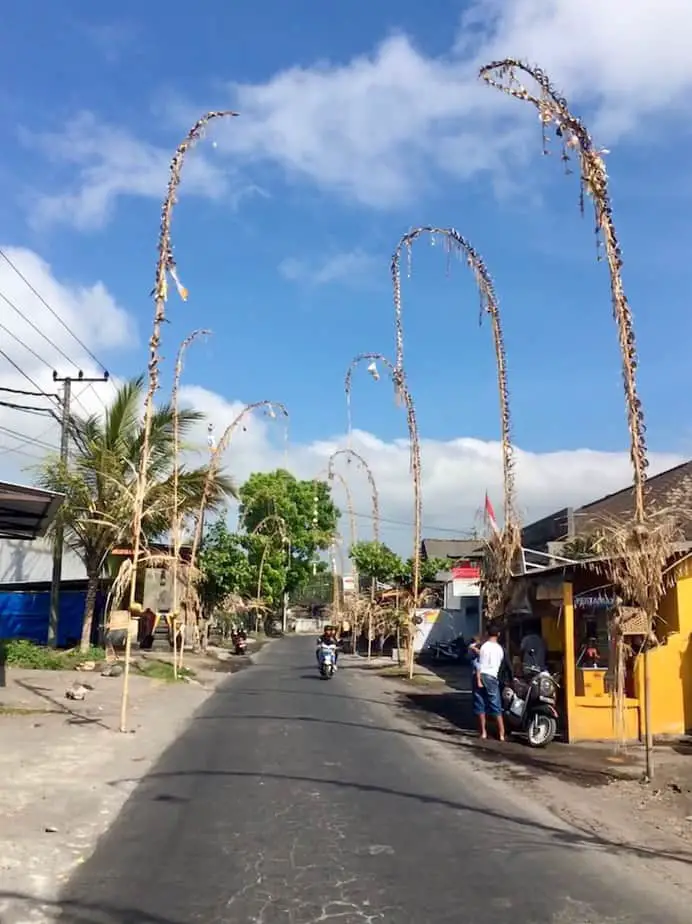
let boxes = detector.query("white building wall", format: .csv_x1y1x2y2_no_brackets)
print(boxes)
0,536,87,585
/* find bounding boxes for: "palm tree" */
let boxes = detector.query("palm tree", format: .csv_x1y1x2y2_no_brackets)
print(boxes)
38,377,235,651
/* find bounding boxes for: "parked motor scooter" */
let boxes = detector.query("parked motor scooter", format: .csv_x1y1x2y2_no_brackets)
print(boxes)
501,666,559,747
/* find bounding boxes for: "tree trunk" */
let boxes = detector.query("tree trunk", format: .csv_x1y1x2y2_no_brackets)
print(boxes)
80,570,99,653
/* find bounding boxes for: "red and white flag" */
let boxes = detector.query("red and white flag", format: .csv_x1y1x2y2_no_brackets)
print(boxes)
484,491,500,537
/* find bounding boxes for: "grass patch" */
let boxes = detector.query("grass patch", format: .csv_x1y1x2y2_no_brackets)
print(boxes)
133,658,195,682
0,704,55,716
1,639,106,671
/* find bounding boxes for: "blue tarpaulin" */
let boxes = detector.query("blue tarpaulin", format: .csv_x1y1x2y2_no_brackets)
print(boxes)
0,589,104,647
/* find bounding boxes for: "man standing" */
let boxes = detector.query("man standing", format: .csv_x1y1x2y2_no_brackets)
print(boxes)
473,623,506,741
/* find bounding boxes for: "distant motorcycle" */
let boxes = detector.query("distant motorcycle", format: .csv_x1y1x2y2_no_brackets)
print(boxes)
231,631,247,656
317,643,337,679
501,667,559,748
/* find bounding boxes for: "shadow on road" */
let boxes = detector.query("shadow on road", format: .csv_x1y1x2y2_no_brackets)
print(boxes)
0,891,185,924
102,764,692,870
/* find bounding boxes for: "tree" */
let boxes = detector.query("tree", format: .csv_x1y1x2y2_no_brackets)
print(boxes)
349,541,447,587
238,470,339,603
39,377,234,650
349,541,403,584
198,520,251,612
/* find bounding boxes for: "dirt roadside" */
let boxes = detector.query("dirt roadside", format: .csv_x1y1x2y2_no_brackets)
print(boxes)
0,652,246,922
343,656,692,894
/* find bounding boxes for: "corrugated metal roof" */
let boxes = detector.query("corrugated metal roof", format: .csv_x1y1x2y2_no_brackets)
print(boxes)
0,481,64,540
421,538,485,560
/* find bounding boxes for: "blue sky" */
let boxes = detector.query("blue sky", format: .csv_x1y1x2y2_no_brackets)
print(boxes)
0,0,690,545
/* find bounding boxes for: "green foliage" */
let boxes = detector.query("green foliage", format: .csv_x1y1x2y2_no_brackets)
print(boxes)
36,377,234,646
349,541,403,583
349,541,447,586
1,639,105,670
39,377,235,577
239,470,339,604
200,470,339,609
199,520,252,610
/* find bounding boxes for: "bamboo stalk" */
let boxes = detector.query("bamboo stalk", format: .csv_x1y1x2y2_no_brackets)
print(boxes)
478,61,646,523
344,352,422,678
189,401,289,570
479,59,657,770
327,448,380,543
171,329,211,678
120,110,237,734
390,227,519,619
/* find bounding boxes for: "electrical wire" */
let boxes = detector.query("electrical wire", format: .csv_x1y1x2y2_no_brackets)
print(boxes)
0,288,82,370
0,247,110,374
0,399,57,415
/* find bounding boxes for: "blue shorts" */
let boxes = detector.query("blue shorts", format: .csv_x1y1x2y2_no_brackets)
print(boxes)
473,674,502,717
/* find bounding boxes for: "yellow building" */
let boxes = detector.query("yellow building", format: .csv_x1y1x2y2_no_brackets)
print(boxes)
507,556,692,743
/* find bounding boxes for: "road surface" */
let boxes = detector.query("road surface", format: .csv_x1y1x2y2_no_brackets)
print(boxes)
51,637,688,922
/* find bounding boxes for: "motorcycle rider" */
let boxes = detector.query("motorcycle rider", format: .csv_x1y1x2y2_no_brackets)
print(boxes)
316,625,339,669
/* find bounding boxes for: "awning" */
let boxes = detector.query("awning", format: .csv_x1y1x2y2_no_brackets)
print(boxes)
0,480,65,540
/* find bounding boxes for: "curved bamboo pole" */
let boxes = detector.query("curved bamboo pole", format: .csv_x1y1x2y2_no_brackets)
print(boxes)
121,110,236,734
478,61,647,523
479,59,655,776
171,329,211,677
189,401,289,568
252,515,288,615
391,226,516,532
327,448,380,544
345,352,422,677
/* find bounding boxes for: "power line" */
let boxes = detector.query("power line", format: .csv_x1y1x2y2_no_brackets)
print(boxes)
0,423,56,452
351,509,478,535
0,247,110,374
0,399,57,415
0,346,47,395
0,287,82,370
0,385,58,398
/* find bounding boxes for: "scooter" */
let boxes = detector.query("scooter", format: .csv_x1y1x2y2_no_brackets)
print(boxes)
231,631,247,656
501,666,559,748
317,643,337,679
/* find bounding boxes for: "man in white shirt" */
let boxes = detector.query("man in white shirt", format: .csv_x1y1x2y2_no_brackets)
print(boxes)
473,624,506,741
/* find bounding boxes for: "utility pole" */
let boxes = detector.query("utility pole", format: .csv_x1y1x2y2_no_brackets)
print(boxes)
48,370,110,647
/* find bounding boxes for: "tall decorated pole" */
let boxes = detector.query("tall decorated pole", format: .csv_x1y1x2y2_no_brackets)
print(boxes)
120,110,237,734
345,352,422,677
170,329,211,678
479,60,658,777
390,227,518,623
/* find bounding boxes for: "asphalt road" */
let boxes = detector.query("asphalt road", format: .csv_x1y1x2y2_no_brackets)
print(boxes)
54,637,688,923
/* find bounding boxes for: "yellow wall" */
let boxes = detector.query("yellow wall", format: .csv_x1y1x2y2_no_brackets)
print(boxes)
569,697,640,742
636,564,692,737
562,569,692,742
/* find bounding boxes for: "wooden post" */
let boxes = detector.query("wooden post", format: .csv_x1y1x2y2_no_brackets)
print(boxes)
562,581,576,744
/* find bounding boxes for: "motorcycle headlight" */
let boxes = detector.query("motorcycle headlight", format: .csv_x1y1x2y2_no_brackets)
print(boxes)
539,677,556,697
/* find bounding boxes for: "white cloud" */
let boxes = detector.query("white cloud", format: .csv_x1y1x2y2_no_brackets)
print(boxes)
278,249,378,287
181,385,684,556
212,0,692,207
22,113,258,231
23,1,692,224
0,247,684,559
0,247,132,479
